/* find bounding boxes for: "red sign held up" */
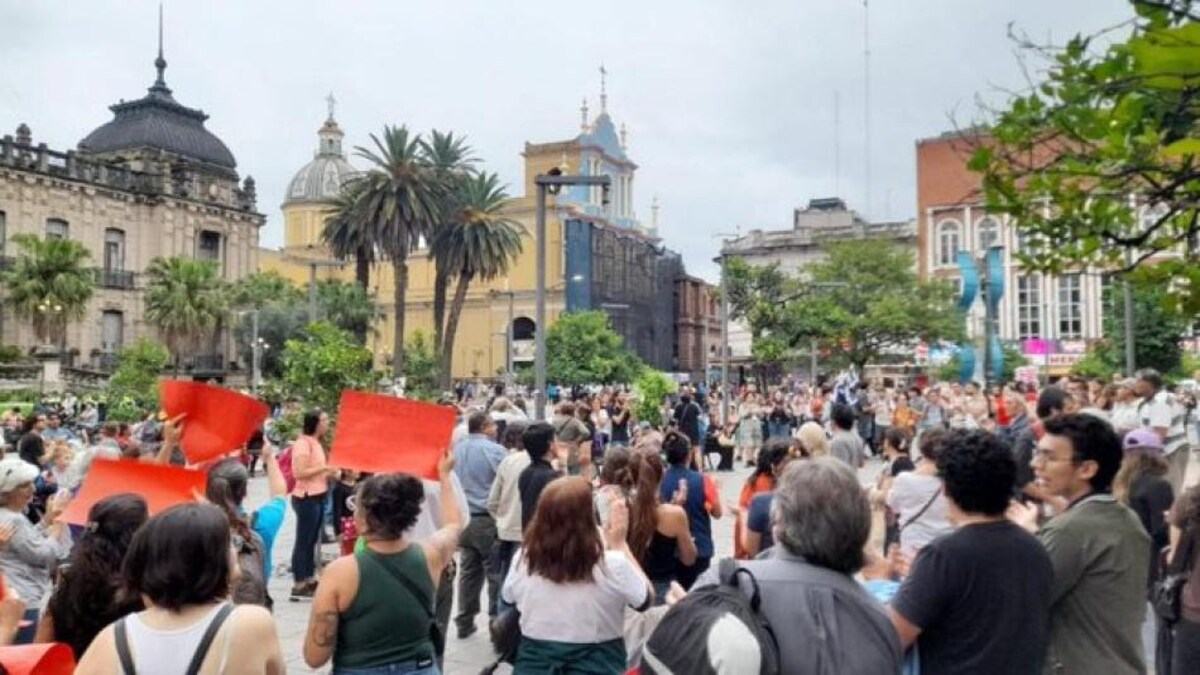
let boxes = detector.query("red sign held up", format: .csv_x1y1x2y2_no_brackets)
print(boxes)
161,381,269,463
329,391,456,480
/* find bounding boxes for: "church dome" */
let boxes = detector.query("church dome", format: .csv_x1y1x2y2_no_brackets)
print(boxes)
78,53,236,171
284,114,358,205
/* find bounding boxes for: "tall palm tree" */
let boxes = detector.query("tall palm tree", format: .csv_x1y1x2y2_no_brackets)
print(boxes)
143,257,227,375
3,234,95,351
354,125,445,376
435,172,525,387
423,130,476,352
321,180,375,292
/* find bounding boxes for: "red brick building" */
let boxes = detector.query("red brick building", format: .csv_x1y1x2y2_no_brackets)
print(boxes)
674,275,721,382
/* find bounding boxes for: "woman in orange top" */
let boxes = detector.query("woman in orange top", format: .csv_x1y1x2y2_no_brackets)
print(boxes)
892,393,917,435
733,440,792,559
289,409,332,601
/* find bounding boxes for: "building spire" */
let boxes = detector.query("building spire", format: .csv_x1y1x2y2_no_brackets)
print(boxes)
326,92,337,122
599,63,608,115
620,122,628,150
580,98,589,132
154,2,167,87
651,194,660,231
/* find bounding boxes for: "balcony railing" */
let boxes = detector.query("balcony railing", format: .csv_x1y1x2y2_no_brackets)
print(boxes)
94,268,137,290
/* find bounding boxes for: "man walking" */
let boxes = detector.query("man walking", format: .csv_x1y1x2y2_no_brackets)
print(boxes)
1135,368,1191,493
452,411,507,639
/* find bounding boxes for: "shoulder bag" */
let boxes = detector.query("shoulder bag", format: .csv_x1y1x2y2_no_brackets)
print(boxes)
1152,526,1197,623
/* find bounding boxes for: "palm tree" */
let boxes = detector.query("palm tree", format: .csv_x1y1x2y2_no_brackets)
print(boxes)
3,234,95,352
434,172,525,387
316,279,376,341
143,257,228,375
353,125,445,376
423,130,477,352
321,180,375,292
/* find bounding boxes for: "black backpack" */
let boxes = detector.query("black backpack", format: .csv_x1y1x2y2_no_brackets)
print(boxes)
641,558,781,675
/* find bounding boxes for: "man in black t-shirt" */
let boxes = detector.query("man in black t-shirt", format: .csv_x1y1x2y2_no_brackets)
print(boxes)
516,422,561,532
888,429,1053,674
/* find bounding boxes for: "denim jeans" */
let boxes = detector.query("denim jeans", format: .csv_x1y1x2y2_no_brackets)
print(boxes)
333,659,439,675
291,494,325,582
490,540,520,615
13,608,38,644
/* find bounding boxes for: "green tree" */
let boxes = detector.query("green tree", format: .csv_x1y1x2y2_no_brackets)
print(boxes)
234,302,308,379
317,279,377,341
423,130,477,353
970,0,1200,312
633,370,676,428
107,338,169,411
936,342,1029,384
279,322,377,413
353,125,446,376
229,271,303,310
143,257,227,374
3,234,95,349
434,172,525,387
402,330,441,401
322,180,376,292
727,241,964,371
546,311,645,386
1072,281,1188,376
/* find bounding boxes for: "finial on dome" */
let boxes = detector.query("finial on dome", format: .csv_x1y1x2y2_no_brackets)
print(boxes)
651,194,660,231
620,123,628,150
580,98,589,133
326,92,337,122
154,3,167,87
599,63,608,115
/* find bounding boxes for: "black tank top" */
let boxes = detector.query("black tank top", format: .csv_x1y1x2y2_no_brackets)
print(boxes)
640,531,679,582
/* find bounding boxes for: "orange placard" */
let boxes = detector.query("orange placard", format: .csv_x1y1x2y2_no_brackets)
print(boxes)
0,643,75,675
329,391,456,480
161,381,270,463
60,458,206,526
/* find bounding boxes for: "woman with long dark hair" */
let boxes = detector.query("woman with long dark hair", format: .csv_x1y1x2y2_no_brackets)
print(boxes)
1168,484,1200,670
36,494,148,658
302,456,461,674
600,448,695,604
290,408,333,601
502,476,652,672
734,439,792,560
76,503,284,674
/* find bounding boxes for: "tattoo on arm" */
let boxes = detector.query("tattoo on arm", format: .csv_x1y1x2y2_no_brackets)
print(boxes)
311,610,339,648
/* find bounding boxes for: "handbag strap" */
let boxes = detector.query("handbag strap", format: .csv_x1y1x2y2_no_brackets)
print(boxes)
115,618,136,675
185,604,235,675
367,550,435,620
1171,526,1199,576
901,487,943,531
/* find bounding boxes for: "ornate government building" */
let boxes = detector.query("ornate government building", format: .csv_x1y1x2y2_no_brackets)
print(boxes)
0,47,262,376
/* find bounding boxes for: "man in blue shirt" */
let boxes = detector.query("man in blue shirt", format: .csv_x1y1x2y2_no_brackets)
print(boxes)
452,410,508,639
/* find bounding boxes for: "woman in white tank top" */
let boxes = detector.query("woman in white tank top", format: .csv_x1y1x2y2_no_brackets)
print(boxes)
75,503,285,675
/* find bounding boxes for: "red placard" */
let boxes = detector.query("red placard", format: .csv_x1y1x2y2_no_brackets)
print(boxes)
0,643,75,674
161,381,270,463
329,391,456,480
59,458,206,526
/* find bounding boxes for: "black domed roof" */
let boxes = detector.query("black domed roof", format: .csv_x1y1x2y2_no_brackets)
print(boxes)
78,58,236,170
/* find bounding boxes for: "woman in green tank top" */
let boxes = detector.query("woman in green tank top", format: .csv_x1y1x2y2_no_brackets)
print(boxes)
302,454,463,675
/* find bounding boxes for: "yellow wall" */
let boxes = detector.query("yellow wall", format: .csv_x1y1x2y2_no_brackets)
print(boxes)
264,152,576,379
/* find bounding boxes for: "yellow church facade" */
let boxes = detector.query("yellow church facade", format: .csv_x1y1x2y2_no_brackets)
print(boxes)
261,98,650,380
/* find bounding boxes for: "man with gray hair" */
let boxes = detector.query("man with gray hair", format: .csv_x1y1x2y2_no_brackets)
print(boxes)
1135,367,1191,492
692,458,901,673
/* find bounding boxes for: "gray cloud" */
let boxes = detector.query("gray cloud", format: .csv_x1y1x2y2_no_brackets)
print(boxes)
0,0,1132,279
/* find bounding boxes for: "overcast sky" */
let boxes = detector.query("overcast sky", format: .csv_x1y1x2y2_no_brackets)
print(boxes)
1,0,1133,280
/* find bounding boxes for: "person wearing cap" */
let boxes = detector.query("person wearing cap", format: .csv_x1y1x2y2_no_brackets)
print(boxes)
0,457,71,643
1111,379,1143,436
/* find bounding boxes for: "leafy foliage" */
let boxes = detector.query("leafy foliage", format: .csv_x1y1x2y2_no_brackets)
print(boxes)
1070,280,1189,376
106,338,169,413
633,370,676,428
234,303,308,379
322,180,376,291
971,1,1200,312
229,271,303,310
317,279,377,341
279,322,377,413
401,330,441,401
726,241,964,370
143,257,227,367
546,311,645,386
3,234,95,345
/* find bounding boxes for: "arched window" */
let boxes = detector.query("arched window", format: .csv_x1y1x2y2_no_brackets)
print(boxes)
937,220,961,267
976,216,1000,251
45,218,68,240
511,317,536,341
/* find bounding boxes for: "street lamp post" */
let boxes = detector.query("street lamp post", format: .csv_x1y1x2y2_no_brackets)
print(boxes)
533,170,611,420
282,251,346,323
713,231,740,426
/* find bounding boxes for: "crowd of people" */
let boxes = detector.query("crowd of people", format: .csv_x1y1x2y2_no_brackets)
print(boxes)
0,367,1195,673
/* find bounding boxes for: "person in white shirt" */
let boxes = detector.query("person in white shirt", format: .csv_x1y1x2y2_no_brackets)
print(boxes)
1109,378,1143,435
502,477,652,672
1135,368,1191,494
